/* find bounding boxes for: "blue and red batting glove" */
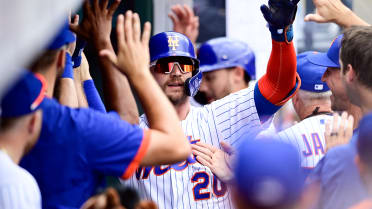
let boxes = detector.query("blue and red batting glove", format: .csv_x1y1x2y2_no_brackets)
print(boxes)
260,0,300,43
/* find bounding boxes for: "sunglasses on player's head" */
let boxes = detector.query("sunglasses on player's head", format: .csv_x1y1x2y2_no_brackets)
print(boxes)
150,57,196,74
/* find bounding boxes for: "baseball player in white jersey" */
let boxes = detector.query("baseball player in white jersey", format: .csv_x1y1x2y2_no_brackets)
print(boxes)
277,51,332,171
123,0,301,208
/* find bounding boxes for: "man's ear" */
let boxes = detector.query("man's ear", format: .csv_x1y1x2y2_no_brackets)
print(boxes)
345,64,356,84
232,66,245,83
27,113,38,134
292,93,300,110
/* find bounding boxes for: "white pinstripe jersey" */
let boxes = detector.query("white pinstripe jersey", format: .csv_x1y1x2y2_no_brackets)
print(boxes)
277,114,332,169
122,85,272,209
0,151,41,209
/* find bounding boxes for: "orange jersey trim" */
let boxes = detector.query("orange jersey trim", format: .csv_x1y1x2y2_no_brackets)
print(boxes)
121,129,151,179
32,73,48,110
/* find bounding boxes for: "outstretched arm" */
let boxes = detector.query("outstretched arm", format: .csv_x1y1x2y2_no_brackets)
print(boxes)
70,0,139,124
168,4,199,45
304,0,370,28
256,0,301,120
100,11,190,166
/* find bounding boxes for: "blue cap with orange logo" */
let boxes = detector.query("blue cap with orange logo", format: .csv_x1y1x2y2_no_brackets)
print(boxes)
307,34,343,68
1,71,46,118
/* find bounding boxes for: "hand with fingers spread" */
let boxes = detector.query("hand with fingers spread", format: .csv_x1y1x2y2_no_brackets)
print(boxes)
260,0,300,43
100,11,151,78
304,0,369,27
191,141,235,183
70,0,121,49
325,111,354,152
168,4,199,44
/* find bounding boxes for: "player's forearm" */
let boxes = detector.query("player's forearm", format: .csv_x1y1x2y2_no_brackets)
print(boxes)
58,78,79,108
58,53,79,107
128,70,190,156
258,40,297,105
338,10,370,28
73,68,89,107
83,80,106,113
97,42,139,124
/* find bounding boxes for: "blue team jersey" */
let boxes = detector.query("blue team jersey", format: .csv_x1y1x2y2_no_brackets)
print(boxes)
308,131,368,209
20,98,148,209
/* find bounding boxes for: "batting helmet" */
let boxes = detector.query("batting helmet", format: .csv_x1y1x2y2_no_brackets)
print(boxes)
149,31,202,97
197,38,256,80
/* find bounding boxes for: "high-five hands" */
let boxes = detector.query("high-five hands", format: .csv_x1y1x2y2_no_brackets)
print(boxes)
100,11,151,78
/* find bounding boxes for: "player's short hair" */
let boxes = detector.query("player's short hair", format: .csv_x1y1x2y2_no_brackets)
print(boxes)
30,46,66,73
0,116,22,131
341,26,372,88
297,89,331,102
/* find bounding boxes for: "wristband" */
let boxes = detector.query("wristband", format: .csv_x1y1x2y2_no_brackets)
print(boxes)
62,53,74,79
268,24,293,43
72,38,87,68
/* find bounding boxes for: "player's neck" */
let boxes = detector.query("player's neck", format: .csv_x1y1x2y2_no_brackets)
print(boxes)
300,104,332,120
0,132,26,164
356,87,372,116
174,97,191,120
347,104,362,130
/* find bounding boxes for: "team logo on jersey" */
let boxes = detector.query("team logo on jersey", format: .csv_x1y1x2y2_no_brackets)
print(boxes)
168,36,179,50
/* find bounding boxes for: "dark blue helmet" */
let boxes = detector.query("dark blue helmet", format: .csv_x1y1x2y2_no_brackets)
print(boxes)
198,38,256,80
149,32,201,97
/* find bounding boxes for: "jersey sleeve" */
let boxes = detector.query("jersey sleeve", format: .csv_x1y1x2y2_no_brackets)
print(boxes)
75,108,151,179
308,142,368,209
83,79,107,113
202,87,263,145
256,40,301,120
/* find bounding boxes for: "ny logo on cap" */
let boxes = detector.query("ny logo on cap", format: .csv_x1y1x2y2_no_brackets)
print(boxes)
168,36,179,50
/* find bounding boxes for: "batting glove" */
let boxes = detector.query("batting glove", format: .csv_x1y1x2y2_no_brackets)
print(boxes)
260,0,300,43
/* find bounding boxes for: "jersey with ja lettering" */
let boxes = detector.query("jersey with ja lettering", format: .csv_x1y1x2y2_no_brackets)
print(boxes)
277,114,332,169
123,84,283,209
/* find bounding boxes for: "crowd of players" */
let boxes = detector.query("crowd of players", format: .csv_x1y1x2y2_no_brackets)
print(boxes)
1,0,372,208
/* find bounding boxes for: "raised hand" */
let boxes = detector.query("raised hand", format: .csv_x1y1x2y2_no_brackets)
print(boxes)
191,141,234,183
260,0,300,43
304,0,369,28
325,111,354,152
100,11,151,78
304,0,348,24
260,0,300,29
67,14,79,56
168,4,199,44
69,0,121,49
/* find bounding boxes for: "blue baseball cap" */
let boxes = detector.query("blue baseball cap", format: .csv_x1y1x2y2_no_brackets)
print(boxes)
297,51,329,92
198,38,256,80
47,19,76,50
307,34,343,68
234,137,304,207
357,113,372,164
1,71,46,118
149,31,198,64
